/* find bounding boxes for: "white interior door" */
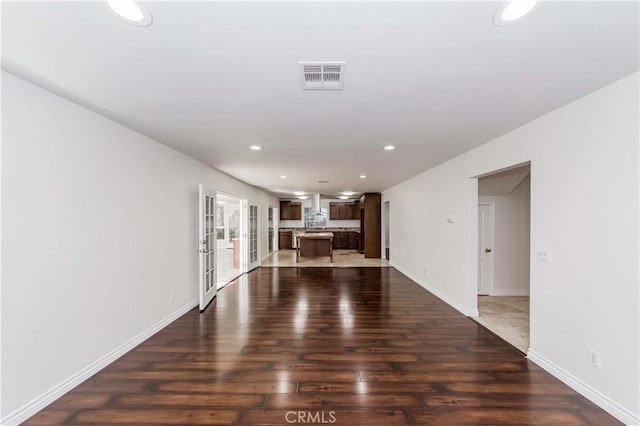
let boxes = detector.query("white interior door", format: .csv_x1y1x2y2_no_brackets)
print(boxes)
198,184,217,311
248,204,259,270
478,203,494,295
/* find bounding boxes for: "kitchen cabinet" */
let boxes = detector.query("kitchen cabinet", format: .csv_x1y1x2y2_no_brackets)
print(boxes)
329,203,341,219
279,201,302,220
351,204,361,220
329,202,360,220
297,234,333,262
279,230,293,249
332,231,360,250
350,232,360,250
332,231,349,249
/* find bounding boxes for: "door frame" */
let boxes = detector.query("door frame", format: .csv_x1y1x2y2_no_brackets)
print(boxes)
240,199,248,273
268,206,278,255
198,184,217,311
215,190,246,289
478,202,495,296
247,203,260,271
381,200,390,260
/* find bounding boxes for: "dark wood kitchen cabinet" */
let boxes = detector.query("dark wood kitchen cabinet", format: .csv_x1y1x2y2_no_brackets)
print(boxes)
350,231,360,250
329,203,339,220
279,201,302,220
332,231,360,250
329,202,360,220
278,230,293,249
332,231,349,249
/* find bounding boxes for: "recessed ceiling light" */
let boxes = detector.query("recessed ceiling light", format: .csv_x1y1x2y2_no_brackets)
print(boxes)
383,145,395,151
293,191,305,196
280,175,287,179
338,196,349,200
342,191,354,196
360,175,367,179
494,0,537,26
249,145,262,151
298,196,309,200
105,0,153,26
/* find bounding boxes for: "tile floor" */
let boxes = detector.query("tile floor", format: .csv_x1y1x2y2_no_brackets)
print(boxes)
217,246,240,287
261,249,391,268
474,296,530,353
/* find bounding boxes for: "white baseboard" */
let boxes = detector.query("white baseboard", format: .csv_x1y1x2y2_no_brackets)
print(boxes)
390,263,479,317
491,288,530,296
1,298,198,426
527,350,639,425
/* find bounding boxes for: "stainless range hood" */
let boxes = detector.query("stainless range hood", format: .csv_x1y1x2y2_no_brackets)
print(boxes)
312,193,321,212
304,193,327,228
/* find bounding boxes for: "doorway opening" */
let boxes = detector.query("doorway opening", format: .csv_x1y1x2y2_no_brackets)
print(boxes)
268,207,278,255
475,163,531,353
216,192,244,289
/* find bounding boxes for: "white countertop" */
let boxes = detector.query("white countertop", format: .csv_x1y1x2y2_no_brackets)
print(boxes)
294,232,334,238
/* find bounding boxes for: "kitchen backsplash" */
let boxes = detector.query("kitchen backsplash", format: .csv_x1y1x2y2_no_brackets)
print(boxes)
280,219,360,228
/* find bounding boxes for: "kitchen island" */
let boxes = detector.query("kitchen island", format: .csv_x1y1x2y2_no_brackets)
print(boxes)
295,232,334,263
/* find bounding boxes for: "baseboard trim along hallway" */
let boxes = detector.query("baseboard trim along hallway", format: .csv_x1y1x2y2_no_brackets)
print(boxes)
527,350,638,425
390,262,480,317
392,264,633,424
20,268,621,425
1,298,199,426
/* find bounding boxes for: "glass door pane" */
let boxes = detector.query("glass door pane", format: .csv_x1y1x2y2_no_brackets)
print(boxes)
249,205,258,264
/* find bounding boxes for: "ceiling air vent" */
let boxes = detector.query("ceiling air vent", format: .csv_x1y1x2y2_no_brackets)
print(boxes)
299,62,346,90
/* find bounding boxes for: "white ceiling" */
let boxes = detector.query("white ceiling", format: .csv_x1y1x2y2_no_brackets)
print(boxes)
2,1,638,198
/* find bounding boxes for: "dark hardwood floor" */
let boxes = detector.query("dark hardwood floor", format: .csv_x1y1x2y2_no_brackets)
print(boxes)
26,268,619,425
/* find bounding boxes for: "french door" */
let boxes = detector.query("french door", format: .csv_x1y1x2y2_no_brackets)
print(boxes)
248,204,259,270
198,184,217,311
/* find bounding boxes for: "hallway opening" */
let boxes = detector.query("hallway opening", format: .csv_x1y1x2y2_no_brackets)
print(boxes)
475,163,531,353
216,192,244,288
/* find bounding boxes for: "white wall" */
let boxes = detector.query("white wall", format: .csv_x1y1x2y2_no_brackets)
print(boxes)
279,199,360,229
383,72,639,422
0,71,278,421
479,175,530,296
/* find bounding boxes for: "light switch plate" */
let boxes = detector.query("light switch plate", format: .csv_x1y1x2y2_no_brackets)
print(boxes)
536,248,551,263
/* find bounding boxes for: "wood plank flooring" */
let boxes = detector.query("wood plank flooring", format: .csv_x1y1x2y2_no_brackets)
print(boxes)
25,268,620,425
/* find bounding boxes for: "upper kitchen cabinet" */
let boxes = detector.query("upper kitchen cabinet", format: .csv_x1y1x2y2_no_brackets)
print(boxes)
279,201,302,220
329,202,360,220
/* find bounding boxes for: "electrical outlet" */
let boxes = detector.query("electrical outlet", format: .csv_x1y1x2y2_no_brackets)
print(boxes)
170,292,175,302
588,348,601,368
536,248,551,263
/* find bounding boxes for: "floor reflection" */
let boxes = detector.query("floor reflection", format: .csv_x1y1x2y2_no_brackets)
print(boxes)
26,268,619,426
